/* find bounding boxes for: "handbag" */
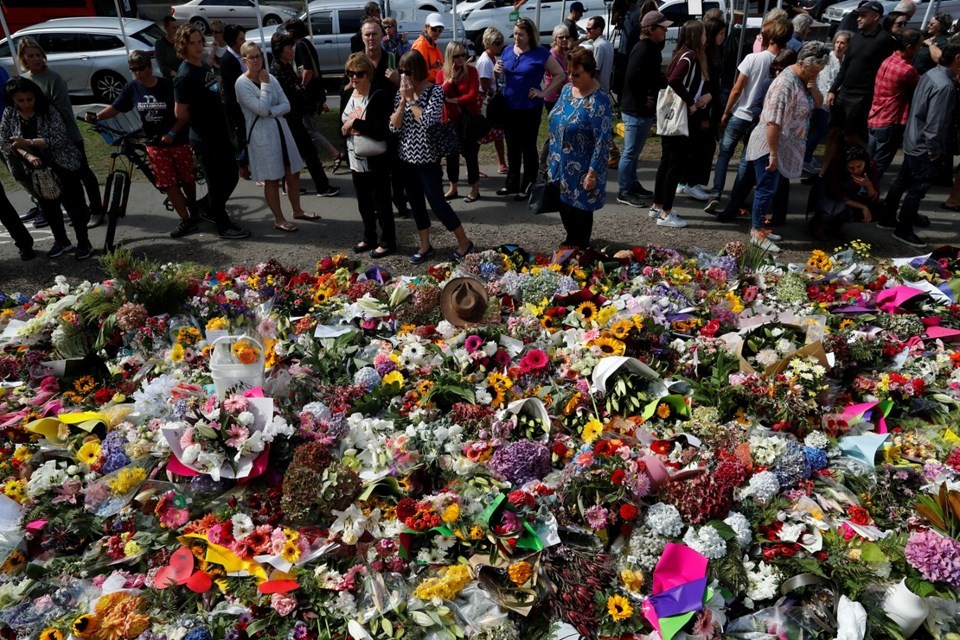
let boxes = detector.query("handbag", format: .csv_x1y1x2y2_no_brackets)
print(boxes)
428,86,459,158
484,91,508,129
351,101,387,157
463,109,491,142
236,115,260,167
30,165,62,201
528,169,560,215
656,86,689,137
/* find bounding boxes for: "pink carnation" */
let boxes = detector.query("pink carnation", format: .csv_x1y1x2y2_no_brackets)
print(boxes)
271,592,298,616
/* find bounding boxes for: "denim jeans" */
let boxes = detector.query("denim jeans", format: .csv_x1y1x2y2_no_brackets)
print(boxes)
867,124,904,180
618,112,655,193
710,115,753,197
885,152,933,234
750,155,782,229
804,109,829,163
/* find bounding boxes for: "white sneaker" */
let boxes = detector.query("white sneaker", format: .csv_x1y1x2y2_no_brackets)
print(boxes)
750,230,781,253
676,183,686,195
765,231,783,241
648,206,663,219
657,211,688,228
683,184,711,201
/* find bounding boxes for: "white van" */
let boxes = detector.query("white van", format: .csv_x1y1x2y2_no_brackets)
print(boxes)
456,0,609,50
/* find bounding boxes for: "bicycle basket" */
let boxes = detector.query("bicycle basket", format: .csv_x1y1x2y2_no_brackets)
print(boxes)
95,109,143,146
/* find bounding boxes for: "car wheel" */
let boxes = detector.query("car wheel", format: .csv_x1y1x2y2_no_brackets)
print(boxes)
263,14,282,26
191,17,209,33
93,71,126,103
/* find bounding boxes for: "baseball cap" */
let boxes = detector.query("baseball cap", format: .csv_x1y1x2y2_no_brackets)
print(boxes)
640,11,673,28
425,12,445,27
569,1,585,12
856,0,884,15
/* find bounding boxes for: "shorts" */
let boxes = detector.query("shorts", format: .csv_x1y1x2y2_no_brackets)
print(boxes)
829,93,870,143
146,144,196,189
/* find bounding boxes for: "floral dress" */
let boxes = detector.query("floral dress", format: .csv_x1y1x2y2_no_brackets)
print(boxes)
546,84,612,212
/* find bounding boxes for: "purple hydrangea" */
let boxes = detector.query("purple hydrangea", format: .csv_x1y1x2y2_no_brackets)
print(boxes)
100,431,131,474
904,529,960,588
803,446,828,471
488,440,551,485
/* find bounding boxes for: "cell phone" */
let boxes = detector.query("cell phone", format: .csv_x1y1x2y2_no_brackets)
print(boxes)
86,111,98,121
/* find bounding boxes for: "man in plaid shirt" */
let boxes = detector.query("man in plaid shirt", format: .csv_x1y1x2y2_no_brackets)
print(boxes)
867,30,922,179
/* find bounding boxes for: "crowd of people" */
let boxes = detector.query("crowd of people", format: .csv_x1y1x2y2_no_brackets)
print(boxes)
3,0,960,263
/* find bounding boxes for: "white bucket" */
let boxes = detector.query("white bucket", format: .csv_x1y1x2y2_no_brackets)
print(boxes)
209,335,265,399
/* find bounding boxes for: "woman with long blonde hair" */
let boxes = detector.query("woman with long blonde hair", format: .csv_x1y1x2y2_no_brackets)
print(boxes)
436,41,483,202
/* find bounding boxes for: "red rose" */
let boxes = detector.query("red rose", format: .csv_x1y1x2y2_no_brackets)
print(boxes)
551,442,568,458
619,503,638,521
93,388,115,404
611,469,626,486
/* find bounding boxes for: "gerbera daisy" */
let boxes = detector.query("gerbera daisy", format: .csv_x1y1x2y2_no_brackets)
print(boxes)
76,440,102,466
606,594,633,621
656,403,672,419
581,418,603,444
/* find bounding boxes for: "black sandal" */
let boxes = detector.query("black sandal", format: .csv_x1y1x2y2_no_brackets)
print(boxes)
353,241,373,254
370,246,394,259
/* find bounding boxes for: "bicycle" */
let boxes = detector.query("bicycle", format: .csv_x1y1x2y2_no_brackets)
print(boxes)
80,112,209,251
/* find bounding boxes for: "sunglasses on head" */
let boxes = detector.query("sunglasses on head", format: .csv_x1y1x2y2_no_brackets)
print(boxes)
347,70,367,78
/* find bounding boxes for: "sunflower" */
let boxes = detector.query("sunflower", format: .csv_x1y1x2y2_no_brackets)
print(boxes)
592,336,626,357
72,614,98,639
1,549,26,573
507,561,533,586
606,594,633,621
610,318,633,340
576,301,598,322
39,629,63,640
563,392,583,416
486,373,513,408
76,440,102,466
73,375,95,394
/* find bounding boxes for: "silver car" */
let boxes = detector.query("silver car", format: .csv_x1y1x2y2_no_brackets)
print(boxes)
0,18,164,102
823,0,960,28
171,0,299,34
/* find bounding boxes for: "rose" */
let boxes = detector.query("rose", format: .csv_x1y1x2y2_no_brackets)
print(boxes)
619,503,638,521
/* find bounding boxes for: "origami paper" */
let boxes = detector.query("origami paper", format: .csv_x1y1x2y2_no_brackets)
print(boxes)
25,411,108,442
647,577,709,617
839,433,889,467
652,543,708,593
876,285,925,313
832,305,873,314
642,544,709,640
181,533,267,582
844,400,893,434
925,325,960,342
945,428,960,444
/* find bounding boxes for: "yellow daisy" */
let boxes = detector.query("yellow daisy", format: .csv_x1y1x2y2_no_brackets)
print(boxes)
76,440,102,466
606,594,633,621
581,418,603,444
592,336,626,357
610,319,633,340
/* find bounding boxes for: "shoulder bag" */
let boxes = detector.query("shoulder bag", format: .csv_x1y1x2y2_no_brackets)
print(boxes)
528,168,560,215
30,164,62,201
428,85,460,158
235,115,260,167
352,98,387,158
656,53,693,137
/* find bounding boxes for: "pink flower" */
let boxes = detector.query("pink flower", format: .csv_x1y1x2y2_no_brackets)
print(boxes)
519,349,549,373
583,505,609,531
223,394,249,412
225,424,250,448
271,592,298,616
179,427,195,450
464,334,484,354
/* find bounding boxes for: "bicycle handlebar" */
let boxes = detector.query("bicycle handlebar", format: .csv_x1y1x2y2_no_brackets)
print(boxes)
77,115,145,144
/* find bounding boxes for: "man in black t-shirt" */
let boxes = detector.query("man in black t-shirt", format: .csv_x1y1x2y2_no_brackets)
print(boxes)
92,50,201,239
173,26,250,239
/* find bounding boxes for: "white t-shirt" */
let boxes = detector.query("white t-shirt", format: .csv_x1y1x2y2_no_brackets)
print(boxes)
476,51,495,82
732,50,775,122
343,93,371,173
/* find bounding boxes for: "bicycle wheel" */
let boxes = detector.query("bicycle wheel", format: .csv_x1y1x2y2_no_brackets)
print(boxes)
103,169,131,252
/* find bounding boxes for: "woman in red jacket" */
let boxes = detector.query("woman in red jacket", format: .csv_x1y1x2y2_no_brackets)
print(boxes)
437,41,484,203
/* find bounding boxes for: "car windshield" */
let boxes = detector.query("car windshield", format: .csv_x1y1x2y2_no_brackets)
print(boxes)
132,23,166,46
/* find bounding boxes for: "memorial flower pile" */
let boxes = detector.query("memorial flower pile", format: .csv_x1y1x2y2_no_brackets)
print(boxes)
2,244,960,640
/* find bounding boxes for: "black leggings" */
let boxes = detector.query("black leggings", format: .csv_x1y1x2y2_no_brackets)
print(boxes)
352,158,396,249
558,200,593,248
446,115,481,186
192,140,239,232
0,181,32,252
74,139,103,215
503,106,542,193
654,135,691,211
288,112,330,192
41,165,90,248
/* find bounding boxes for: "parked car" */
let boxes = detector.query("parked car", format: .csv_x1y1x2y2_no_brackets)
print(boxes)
171,0,299,34
246,0,465,76
0,17,163,102
457,0,608,50
822,0,960,30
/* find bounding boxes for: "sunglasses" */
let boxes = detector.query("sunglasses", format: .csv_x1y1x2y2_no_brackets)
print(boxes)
347,70,367,78
452,53,466,59
399,68,414,75
129,65,148,72
244,53,263,60
430,26,444,32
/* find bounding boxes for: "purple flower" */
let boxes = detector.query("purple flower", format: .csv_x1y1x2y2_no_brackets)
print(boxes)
487,440,551,485
904,529,960,588
583,505,609,531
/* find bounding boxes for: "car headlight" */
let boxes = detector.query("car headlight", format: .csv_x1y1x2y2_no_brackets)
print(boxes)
460,8,472,18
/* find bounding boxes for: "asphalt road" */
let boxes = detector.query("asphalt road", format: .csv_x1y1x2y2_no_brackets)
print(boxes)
2,143,960,296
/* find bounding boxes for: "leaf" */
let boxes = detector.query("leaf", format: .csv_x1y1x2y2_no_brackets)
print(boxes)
705,520,738,541
906,576,937,598
246,619,271,636
411,611,434,627
860,542,887,564
915,501,946,531
381,618,393,637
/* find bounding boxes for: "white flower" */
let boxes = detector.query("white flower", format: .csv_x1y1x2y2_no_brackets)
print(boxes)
724,512,753,547
683,525,728,559
804,431,829,449
236,411,255,427
231,513,255,539
644,503,684,537
263,416,294,442
777,522,805,543
330,504,367,545
434,535,457,552
741,471,780,504
744,557,782,602
748,435,787,466
181,443,202,464
236,430,265,459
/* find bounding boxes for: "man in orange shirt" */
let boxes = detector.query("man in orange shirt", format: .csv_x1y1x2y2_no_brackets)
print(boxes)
412,12,445,81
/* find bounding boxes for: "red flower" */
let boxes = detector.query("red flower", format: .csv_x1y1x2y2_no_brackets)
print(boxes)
611,469,626,486
93,388,115,404
551,442,569,458
619,503,638,521
701,318,720,338
508,490,535,509
396,498,417,522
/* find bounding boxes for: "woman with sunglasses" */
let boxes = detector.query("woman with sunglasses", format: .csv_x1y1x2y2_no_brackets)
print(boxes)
235,41,319,232
206,20,228,71
436,41,483,203
0,77,93,260
88,50,199,239
341,53,396,258
495,17,566,199
546,47,612,249
390,50,475,264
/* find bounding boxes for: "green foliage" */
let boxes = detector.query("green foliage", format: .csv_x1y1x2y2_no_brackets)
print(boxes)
682,348,740,420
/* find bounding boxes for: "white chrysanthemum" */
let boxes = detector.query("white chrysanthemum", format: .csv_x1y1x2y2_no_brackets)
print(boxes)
231,513,254,539
744,557,782,602
724,512,753,547
804,431,829,449
683,525,728,559
644,503,684,537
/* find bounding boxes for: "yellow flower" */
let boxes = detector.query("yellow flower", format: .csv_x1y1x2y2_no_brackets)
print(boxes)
592,336,626,357
610,319,633,340
123,540,141,557
581,418,603,444
39,628,63,640
73,375,95,394
72,614,98,639
263,337,279,370
606,594,633,621
13,445,32,462
1,550,26,573
656,403,672,419
414,564,473,600
564,392,582,416
206,317,229,331
442,503,460,524
382,370,405,387
469,526,484,540
3,479,26,503
281,540,301,563
177,327,202,346
231,340,260,365
620,568,644,593
725,291,744,314
108,466,147,496
577,301,598,322
170,343,185,363
76,440,102,466
507,561,533,586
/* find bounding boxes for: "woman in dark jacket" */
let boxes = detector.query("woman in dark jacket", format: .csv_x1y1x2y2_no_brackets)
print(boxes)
341,53,397,257
682,16,726,199
649,20,712,229
0,77,92,260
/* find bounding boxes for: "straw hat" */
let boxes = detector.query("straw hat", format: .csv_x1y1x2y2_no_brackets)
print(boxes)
440,277,488,327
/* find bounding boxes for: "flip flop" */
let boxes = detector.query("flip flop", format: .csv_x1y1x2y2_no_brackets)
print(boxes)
464,194,480,203
294,211,322,220
274,222,298,232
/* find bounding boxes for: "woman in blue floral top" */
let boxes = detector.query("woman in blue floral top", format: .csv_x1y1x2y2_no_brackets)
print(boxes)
546,47,612,249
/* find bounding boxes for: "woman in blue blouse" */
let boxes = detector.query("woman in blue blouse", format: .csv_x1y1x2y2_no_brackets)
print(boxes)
546,47,612,248
495,17,566,200
389,50,474,264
